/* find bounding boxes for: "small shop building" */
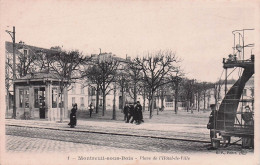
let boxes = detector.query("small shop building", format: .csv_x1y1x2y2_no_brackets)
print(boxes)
14,71,68,121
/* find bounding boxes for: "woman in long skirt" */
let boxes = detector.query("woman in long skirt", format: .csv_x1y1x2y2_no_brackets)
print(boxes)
68,103,77,128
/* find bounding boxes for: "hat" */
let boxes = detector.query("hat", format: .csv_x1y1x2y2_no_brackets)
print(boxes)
210,104,215,108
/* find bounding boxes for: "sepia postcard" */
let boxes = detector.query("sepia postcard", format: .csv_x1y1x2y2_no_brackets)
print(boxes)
0,0,259,165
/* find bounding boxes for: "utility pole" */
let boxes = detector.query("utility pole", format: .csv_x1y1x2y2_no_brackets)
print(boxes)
6,54,10,118
6,26,16,119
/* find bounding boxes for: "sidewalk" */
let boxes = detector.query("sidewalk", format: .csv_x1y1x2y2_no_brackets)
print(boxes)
5,118,211,143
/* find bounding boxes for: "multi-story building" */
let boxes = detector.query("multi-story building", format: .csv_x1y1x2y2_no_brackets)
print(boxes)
68,82,89,111
217,77,254,111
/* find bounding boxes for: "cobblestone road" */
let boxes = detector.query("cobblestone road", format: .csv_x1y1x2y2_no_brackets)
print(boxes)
6,126,253,154
6,135,156,154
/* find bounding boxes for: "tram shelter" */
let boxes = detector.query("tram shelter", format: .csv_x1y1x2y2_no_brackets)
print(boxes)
14,71,68,121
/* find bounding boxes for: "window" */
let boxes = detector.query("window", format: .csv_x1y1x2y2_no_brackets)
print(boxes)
34,88,39,108
243,89,247,96
99,99,103,106
24,49,28,55
52,88,58,108
19,89,29,108
92,88,96,95
24,90,29,108
72,97,75,106
72,84,76,94
251,88,254,97
58,93,64,108
19,90,24,108
35,87,45,108
81,85,84,94
80,97,84,107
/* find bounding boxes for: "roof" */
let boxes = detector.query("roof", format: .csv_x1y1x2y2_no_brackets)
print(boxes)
5,41,58,55
20,71,60,80
14,71,62,83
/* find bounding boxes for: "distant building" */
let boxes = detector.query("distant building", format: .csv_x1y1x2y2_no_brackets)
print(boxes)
68,82,89,111
217,77,254,111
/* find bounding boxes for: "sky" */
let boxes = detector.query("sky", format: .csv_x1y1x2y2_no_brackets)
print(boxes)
1,0,259,82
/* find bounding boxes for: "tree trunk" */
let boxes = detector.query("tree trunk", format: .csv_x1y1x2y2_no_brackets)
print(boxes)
102,78,106,116
122,85,125,112
148,95,151,112
203,92,206,110
203,92,206,112
134,82,137,103
112,83,116,120
174,82,178,114
186,100,189,112
197,93,200,112
160,90,164,109
60,88,63,122
143,90,146,111
96,86,100,113
102,91,106,116
6,89,10,118
150,92,155,119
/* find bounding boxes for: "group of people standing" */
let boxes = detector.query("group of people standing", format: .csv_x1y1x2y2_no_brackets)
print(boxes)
123,101,144,125
68,101,144,128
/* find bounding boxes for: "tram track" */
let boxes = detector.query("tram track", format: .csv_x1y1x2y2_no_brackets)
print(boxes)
6,124,211,144
6,125,246,153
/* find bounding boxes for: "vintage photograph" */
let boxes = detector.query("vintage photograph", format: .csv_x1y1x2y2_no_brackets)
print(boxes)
0,0,259,165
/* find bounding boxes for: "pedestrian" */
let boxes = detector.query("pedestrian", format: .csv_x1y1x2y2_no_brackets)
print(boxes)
135,101,143,124
123,104,129,122
233,54,237,61
68,103,77,128
227,54,233,62
242,105,254,148
89,103,94,118
130,103,136,124
207,104,217,149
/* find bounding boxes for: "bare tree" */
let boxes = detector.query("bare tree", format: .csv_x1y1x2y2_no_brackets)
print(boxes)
49,50,90,122
82,65,102,113
200,82,215,110
180,79,196,112
5,51,13,117
135,50,179,118
16,43,38,77
125,59,143,103
96,56,119,116
168,70,184,114
116,71,128,111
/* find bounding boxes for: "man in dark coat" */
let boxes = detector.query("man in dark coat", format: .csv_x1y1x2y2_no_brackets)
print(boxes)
89,103,94,118
123,104,129,122
68,103,77,128
207,104,217,149
129,104,136,124
242,105,254,148
135,101,143,124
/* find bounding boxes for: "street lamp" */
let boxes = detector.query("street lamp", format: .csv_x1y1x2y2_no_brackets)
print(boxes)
6,26,16,119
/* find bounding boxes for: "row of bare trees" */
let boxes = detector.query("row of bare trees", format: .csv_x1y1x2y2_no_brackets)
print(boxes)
6,42,215,121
